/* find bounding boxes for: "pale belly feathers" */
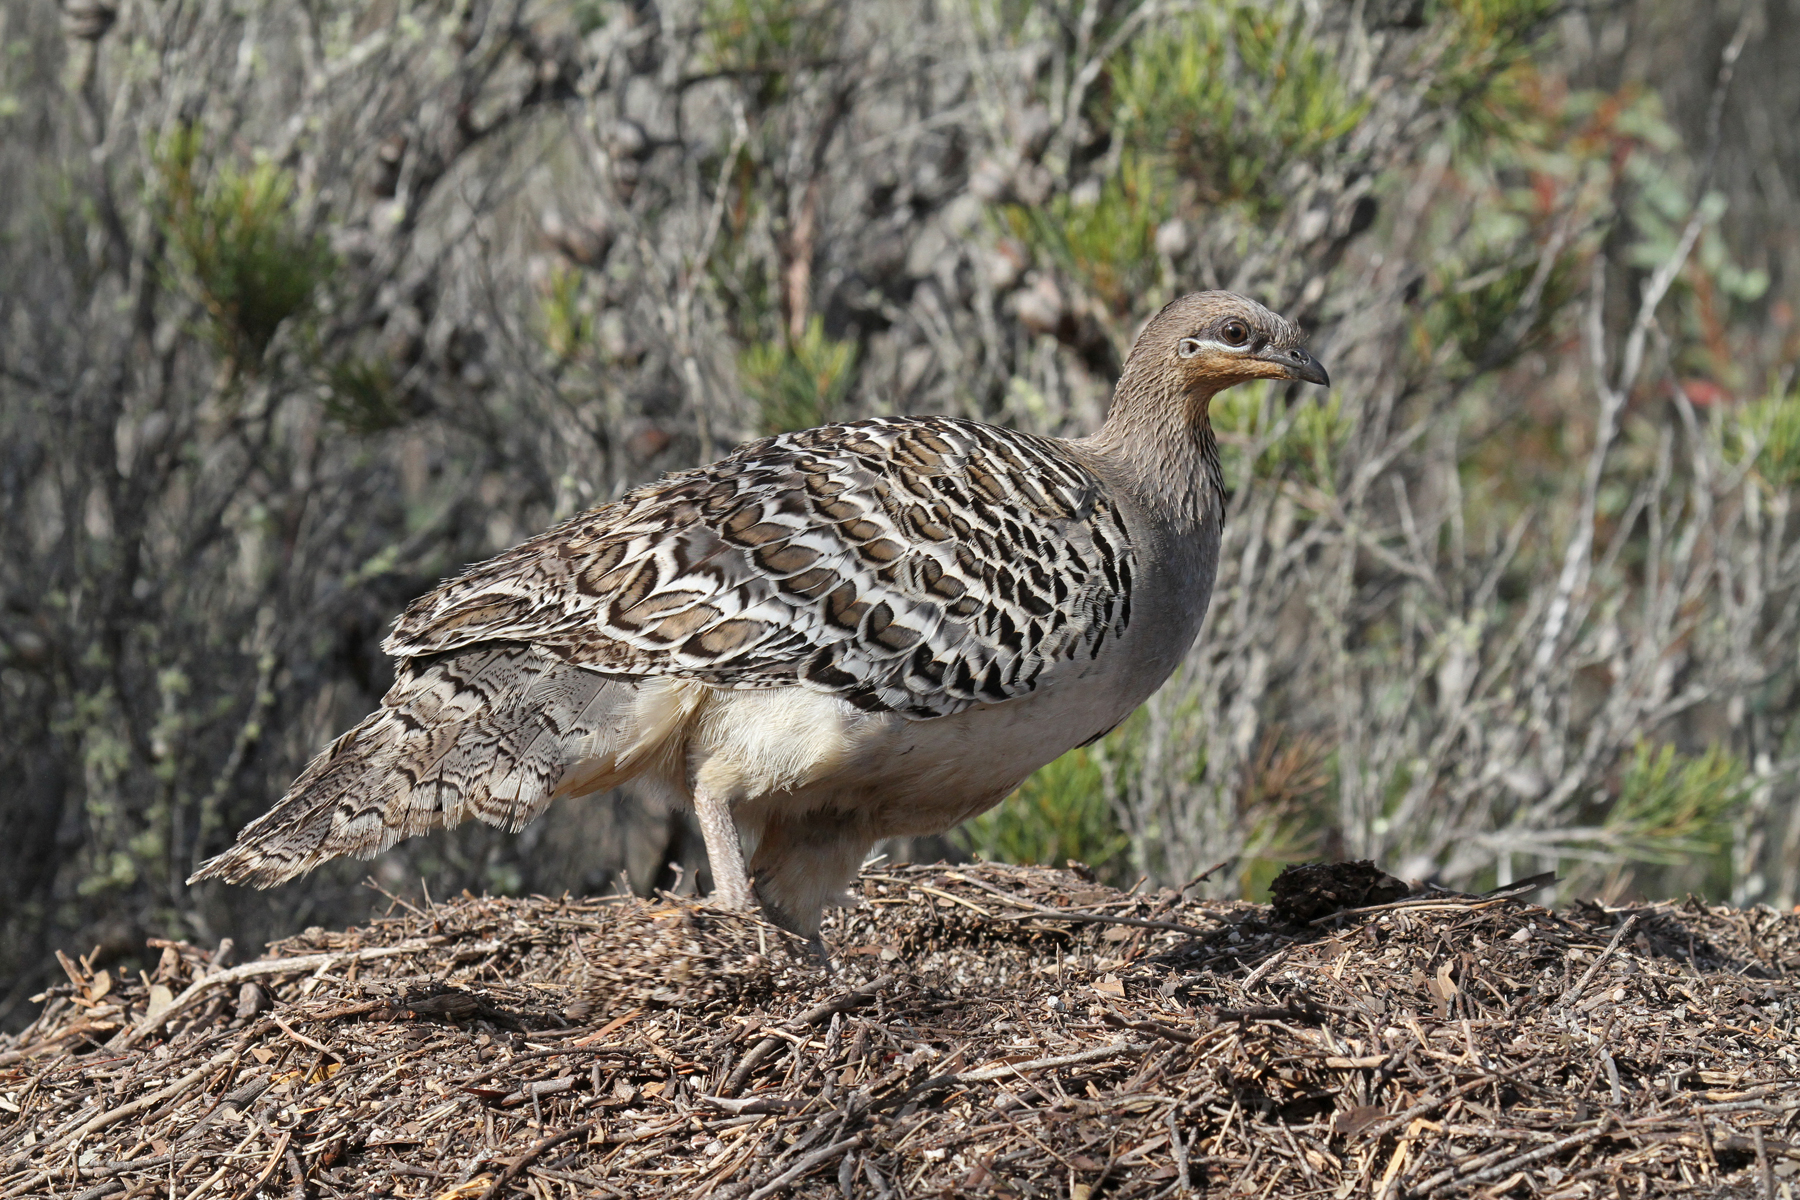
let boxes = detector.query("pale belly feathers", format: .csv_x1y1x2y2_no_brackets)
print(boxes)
552,593,1200,849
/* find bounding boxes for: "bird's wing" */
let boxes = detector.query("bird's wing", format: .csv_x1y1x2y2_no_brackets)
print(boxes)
385,417,1136,717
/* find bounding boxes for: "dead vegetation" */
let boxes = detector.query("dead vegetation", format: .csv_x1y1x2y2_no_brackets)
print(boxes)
4,862,1800,1198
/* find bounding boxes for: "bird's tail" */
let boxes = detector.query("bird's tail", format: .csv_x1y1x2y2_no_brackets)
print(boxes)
188,644,638,887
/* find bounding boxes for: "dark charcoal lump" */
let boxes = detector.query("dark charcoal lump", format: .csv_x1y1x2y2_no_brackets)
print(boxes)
1268,859,1411,923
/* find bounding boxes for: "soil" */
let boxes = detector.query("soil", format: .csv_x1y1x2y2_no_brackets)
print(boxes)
4,861,1799,1198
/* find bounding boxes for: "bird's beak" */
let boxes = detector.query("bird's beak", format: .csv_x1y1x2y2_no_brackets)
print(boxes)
1257,344,1330,387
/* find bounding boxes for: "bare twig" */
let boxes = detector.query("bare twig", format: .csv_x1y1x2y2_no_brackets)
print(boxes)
1557,914,1642,1008
122,941,440,1048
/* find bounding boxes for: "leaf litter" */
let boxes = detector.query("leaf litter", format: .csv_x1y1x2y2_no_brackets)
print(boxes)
4,861,1799,1199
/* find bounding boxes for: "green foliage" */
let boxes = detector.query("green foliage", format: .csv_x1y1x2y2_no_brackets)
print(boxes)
1623,149,1769,363
485,860,525,897
1425,0,1560,140
1598,98,1769,391
0,36,22,122
1111,3,1369,214
1410,82,1625,377
1006,154,1165,316
1430,247,1581,370
570,0,612,36
539,262,593,363
740,317,857,434
1607,741,1749,863
77,849,142,896
323,356,407,436
956,741,1131,882
156,126,333,367
1436,77,1776,526
701,0,836,106
1416,85,1676,384
1198,382,1264,440
1211,382,1352,491
1728,389,1800,490
998,0,1375,315
1238,730,1336,898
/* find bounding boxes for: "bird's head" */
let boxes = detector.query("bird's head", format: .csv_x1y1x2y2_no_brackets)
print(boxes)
1129,291,1330,397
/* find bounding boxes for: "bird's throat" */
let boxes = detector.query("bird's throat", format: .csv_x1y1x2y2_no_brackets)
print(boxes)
1086,379,1226,533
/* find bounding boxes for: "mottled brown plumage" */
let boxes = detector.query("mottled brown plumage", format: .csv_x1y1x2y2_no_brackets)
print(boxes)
386,417,1135,717
190,291,1327,954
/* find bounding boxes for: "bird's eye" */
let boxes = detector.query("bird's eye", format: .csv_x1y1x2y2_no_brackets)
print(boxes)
1177,338,1202,359
1220,320,1250,346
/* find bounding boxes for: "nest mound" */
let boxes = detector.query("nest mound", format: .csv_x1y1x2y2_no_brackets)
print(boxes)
5,862,1800,1199
572,899,809,1018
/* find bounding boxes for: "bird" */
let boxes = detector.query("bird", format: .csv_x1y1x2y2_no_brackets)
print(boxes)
189,291,1328,958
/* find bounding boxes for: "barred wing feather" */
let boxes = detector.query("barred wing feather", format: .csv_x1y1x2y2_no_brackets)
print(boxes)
386,416,1137,718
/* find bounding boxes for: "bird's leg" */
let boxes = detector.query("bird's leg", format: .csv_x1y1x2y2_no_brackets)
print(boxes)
693,785,753,909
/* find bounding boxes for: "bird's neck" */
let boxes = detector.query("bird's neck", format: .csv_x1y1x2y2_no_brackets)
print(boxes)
1080,374,1225,534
